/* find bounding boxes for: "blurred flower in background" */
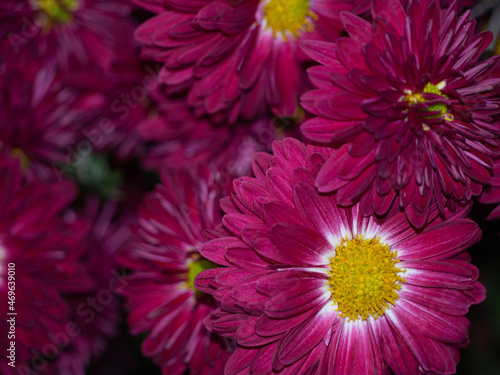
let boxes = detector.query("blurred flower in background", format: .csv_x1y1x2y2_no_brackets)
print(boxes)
0,152,93,374
118,167,233,375
0,56,106,181
0,0,131,72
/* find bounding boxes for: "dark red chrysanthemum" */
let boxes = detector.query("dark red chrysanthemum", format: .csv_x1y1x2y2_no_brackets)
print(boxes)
0,0,130,73
195,138,485,375
0,56,105,180
119,167,233,375
0,152,94,374
133,0,348,123
301,0,500,227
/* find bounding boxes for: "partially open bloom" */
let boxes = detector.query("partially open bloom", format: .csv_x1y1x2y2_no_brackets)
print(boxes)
134,0,348,123
0,152,93,374
119,167,233,375
301,0,500,227
196,138,485,374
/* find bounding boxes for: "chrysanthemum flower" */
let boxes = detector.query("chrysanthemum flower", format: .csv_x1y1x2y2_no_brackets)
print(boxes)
0,58,105,180
118,167,233,375
0,152,93,374
133,0,349,123
195,138,485,375
1,0,130,72
301,0,500,227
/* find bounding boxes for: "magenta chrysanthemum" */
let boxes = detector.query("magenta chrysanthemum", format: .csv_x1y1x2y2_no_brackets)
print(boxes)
119,167,233,375
133,0,348,123
0,59,105,180
301,0,500,227
195,138,485,374
1,0,130,72
0,152,93,374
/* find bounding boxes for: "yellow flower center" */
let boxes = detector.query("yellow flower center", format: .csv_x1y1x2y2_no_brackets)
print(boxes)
35,0,79,24
328,235,405,321
263,0,317,40
186,255,216,292
403,82,454,125
11,148,30,172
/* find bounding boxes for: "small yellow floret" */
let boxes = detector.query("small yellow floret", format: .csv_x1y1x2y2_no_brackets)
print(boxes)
36,0,79,24
11,148,30,171
263,0,317,40
402,82,453,129
328,235,405,321
186,256,216,292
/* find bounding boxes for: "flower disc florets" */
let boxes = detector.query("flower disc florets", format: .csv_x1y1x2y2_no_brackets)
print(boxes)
35,0,79,25
402,82,453,123
262,0,317,40
329,235,405,321
187,255,216,291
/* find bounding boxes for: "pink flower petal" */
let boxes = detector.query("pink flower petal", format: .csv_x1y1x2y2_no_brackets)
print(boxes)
271,222,333,265
397,219,480,260
327,320,385,374
275,305,338,366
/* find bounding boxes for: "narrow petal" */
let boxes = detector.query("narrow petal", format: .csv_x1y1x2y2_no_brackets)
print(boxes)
328,320,385,374
275,305,338,366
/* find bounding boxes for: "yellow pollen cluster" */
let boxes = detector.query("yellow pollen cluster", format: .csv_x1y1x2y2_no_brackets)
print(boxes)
10,148,30,171
403,82,454,125
186,255,216,292
328,235,405,321
36,0,79,24
263,0,317,40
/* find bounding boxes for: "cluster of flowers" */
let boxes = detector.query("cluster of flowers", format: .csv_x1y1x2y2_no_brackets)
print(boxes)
2,0,500,374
